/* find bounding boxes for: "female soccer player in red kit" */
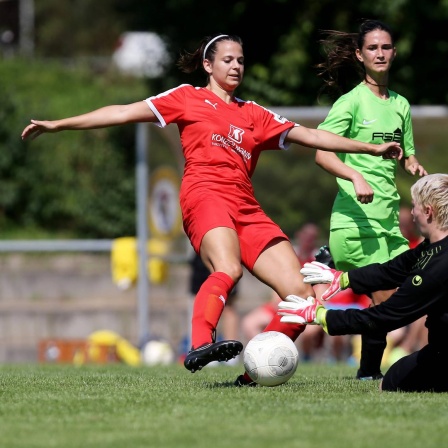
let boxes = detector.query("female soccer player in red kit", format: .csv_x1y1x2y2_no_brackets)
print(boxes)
21,33,402,380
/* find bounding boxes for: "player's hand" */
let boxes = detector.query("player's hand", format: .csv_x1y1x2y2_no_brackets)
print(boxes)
352,175,374,204
300,261,347,301
21,120,58,141
405,161,428,177
370,142,402,159
277,295,323,325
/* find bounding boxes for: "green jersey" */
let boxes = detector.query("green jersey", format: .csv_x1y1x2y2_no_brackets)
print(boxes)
318,83,415,231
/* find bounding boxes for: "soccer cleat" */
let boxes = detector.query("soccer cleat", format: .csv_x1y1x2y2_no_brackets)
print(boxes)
234,374,257,387
356,369,384,381
314,245,335,268
184,340,243,373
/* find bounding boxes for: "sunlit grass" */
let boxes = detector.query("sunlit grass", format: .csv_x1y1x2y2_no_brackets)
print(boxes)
0,362,447,448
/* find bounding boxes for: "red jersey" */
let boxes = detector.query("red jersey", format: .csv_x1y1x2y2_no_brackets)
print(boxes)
145,85,297,201
145,85,298,267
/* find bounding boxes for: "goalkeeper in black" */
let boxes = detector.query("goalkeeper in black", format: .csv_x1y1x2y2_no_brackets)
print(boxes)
278,173,448,392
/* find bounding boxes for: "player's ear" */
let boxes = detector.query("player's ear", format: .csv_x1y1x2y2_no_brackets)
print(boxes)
203,59,213,74
392,47,397,59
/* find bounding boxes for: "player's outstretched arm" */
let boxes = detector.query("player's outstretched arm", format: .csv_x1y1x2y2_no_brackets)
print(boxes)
21,101,156,141
286,126,402,159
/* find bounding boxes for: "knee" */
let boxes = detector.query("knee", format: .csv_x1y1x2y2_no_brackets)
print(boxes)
219,263,243,284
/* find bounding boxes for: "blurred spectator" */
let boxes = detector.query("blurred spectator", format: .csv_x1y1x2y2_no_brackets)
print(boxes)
242,290,281,342
292,222,321,266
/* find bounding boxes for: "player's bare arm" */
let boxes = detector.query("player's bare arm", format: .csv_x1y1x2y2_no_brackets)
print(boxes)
285,126,402,158
315,150,374,203
21,101,156,141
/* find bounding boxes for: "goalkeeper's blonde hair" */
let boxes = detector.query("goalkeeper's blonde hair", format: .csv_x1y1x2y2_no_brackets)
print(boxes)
411,174,448,230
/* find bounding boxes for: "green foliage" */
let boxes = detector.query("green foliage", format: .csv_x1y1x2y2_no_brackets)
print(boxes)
34,0,125,57
29,0,448,105
1,363,447,448
1,59,151,238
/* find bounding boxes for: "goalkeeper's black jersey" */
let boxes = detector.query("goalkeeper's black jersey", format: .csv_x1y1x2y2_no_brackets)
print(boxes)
326,235,448,352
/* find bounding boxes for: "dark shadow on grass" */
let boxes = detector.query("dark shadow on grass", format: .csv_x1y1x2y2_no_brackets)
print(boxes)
208,381,243,388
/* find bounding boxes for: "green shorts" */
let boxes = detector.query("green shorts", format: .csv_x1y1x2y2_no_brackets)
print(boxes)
329,226,409,271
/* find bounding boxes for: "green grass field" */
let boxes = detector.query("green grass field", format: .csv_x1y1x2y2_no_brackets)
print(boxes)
1,362,447,448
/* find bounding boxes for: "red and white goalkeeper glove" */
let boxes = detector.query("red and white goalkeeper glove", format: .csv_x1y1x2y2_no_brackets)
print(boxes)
277,295,326,325
300,261,349,301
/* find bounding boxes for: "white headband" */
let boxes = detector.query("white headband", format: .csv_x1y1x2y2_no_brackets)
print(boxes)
203,34,228,60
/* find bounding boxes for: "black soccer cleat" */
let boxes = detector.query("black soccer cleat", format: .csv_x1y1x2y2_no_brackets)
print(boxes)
184,340,243,373
234,374,257,387
356,369,384,381
314,245,335,268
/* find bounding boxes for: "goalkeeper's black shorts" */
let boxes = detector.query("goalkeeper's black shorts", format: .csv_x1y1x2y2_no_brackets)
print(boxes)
382,344,448,392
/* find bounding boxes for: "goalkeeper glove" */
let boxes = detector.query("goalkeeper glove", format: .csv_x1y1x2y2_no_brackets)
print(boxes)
300,261,350,301
277,295,327,325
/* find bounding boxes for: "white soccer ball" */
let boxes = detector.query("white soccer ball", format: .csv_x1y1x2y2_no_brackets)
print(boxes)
243,331,299,387
141,340,175,366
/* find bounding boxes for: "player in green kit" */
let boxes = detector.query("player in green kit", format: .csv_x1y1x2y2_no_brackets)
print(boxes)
314,20,427,379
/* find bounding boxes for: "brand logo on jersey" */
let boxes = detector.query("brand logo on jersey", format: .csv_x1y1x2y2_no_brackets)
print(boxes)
211,125,251,162
205,99,218,109
228,125,245,144
413,244,441,271
363,119,377,125
412,275,423,286
372,128,402,143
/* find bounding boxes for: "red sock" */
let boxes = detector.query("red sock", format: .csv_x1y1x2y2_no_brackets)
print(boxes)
262,313,306,341
191,272,235,348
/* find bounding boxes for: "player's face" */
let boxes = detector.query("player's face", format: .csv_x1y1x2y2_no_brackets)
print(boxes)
356,30,396,77
411,200,428,238
208,41,244,91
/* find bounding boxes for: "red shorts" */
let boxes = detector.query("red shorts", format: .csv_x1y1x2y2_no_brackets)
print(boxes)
181,185,288,270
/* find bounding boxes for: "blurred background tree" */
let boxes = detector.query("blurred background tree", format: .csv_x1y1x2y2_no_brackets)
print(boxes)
18,0,447,105
0,0,447,239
